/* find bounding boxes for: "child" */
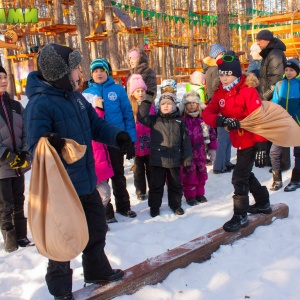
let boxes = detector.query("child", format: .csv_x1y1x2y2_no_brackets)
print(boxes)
271,58,300,192
203,50,272,232
181,91,217,206
82,94,117,223
138,92,192,217
83,58,137,219
186,71,208,104
128,74,155,200
161,78,177,94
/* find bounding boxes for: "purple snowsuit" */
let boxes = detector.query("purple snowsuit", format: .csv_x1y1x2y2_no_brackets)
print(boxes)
181,115,217,198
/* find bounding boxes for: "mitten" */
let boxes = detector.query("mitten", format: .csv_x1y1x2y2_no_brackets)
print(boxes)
254,142,267,168
43,132,66,154
207,149,216,162
116,132,132,153
126,142,135,160
10,151,30,169
144,90,155,102
0,149,11,161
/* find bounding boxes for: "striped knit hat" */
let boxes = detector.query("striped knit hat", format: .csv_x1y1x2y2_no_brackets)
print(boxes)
90,58,112,75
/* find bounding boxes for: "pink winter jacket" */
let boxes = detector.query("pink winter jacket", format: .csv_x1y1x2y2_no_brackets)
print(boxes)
92,108,114,183
134,104,156,156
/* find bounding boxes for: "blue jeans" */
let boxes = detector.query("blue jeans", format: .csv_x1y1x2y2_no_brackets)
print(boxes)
213,127,232,171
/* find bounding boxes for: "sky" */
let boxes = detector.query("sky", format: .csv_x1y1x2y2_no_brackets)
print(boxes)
1,85,300,300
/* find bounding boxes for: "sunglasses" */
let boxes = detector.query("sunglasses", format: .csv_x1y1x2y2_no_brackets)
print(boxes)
221,54,235,62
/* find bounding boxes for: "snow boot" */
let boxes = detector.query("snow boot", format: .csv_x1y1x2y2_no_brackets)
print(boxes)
1,227,18,252
223,214,248,232
223,194,249,232
14,218,34,247
105,201,118,223
54,292,74,300
196,195,208,203
270,170,282,191
284,169,300,192
186,197,198,206
150,207,160,217
249,186,272,214
84,269,124,284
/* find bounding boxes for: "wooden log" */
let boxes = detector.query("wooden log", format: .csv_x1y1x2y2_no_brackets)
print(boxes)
73,203,289,300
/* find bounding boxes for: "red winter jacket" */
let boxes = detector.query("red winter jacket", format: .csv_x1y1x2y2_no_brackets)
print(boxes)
202,75,267,150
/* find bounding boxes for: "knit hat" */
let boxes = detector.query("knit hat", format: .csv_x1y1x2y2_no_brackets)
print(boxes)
182,91,201,105
128,50,139,59
190,71,206,85
285,58,300,76
129,74,147,95
159,92,177,110
0,66,7,75
37,43,82,91
90,58,112,75
161,79,177,94
250,42,261,53
256,30,274,41
209,44,226,59
217,50,242,78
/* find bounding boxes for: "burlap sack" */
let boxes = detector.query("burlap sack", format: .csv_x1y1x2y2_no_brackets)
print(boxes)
240,101,300,147
28,137,89,262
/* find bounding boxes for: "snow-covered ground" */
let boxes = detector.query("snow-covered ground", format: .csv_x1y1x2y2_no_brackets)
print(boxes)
1,85,300,300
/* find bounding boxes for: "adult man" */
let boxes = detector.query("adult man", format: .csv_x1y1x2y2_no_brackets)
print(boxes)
256,29,286,101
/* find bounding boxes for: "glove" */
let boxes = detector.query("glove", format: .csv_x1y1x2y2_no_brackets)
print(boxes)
254,142,267,168
207,149,216,162
10,151,30,169
43,132,66,154
126,142,135,160
0,149,11,161
216,116,240,131
116,132,132,153
144,90,155,102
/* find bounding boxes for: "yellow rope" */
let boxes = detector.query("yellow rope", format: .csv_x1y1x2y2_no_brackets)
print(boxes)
290,10,299,58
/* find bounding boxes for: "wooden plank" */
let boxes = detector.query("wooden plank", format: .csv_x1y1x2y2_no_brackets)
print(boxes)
249,11,300,24
73,203,289,300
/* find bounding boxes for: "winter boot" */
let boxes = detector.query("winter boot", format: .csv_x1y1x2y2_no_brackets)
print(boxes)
186,197,198,206
1,227,18,252
105,201,118,223
84,269,124,284
270,170,282,191
223,195,249,232
284,169,300,192
54,292,74,300
249,186,272,214
14,218,34,247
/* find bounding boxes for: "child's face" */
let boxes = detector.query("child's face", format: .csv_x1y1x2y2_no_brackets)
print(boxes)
0,72,8,93
71,66,82,90
160,100,174,114
92,68,108,84
129,57,138,68
219,74,238,86
132,88,145,101
285,67,297,80
186,102,198,113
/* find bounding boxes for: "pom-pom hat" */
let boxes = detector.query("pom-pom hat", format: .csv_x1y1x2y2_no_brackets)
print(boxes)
190,71,206,85
217,50,242,78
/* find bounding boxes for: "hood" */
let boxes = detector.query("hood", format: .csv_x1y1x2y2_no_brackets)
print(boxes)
259,38,286,58
128,47,149,74
203,56,217,67
87,76,115,88
26,71,72,100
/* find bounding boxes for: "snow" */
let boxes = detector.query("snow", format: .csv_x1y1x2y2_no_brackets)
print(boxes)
1,85,300,300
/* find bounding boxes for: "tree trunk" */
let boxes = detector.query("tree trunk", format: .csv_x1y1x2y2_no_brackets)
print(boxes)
74,0,91,81
54,0,66,44
216,0,230,50
102,0,120,70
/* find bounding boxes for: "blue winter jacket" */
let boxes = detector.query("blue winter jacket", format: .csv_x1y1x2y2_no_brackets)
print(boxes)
24,71,123,196
83,77,136,142
272,75,300,125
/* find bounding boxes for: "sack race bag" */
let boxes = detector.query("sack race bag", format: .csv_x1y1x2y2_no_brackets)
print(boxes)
28,137,89,261
240,101,300,147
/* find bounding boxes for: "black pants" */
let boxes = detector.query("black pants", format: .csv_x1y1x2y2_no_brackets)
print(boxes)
148,166,182,210
107,146,130,212
134,155,151,196
45,189,112,297
232,147,263,196
294,146,300,172
0,175,25,230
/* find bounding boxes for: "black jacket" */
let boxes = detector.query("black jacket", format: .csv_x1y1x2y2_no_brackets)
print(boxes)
137,101,192,168
259,38,286,100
